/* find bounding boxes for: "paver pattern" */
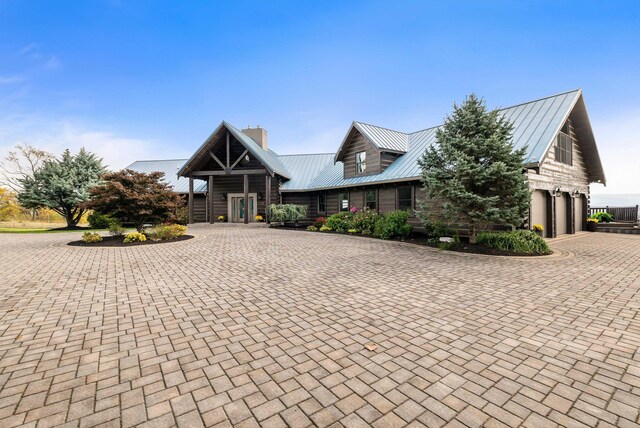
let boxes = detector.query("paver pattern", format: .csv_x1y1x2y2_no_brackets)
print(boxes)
0,226,639,428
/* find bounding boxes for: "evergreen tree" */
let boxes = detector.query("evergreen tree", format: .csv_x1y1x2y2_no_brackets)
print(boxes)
418,94,530,243
18,149,105,228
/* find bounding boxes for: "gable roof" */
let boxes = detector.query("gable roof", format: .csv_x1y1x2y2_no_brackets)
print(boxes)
129,89,605,193
177,121,291,179
335,121,409,162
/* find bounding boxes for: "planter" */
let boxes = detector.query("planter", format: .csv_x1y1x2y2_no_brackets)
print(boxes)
587,222,598,232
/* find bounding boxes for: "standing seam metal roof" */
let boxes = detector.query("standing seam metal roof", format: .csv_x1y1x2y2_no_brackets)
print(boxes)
128,90,603,193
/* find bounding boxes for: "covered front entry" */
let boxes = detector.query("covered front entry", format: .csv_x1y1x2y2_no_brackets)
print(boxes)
228,193,257,223
177,122,289,225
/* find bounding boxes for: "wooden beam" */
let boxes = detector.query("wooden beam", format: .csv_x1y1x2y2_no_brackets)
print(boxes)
243,174,249,224
188,175,194,224
226,132,230,167
209,151,226,170
191,169,267,176
230,149,249,170
209,175,215,224
265,175,271,224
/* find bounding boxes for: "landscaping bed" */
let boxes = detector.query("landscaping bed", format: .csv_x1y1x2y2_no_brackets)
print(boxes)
68,234,193,247
274,226,550,256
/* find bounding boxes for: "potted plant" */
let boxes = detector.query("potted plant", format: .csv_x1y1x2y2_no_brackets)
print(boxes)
587,217,598,232
217,215,226,222
532,224,544,237
255,214,264,222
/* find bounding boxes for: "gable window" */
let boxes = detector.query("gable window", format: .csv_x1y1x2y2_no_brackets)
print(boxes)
365,190,377,211
317,193,326,213
555,122,573,165
397,186,413,214
355,151,367,174
339,192,349,211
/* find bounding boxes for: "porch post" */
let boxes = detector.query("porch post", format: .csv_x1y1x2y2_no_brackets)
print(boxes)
188,175,194,224
209,175,214,224
244,174,249,224
265,175,271,224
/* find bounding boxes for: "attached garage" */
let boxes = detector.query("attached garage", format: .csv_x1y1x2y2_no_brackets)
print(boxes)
530,190,547,235
555,193,568,236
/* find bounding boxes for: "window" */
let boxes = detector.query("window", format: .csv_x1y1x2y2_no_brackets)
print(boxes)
555,122,573,165
355,151,367,174
317,193,326,213
339,193,349,211
397,186,413,213
365,190,377,211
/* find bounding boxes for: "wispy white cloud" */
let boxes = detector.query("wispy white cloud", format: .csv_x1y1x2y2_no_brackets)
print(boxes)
0,75,24,85
18,42,63,70
0,115,156,170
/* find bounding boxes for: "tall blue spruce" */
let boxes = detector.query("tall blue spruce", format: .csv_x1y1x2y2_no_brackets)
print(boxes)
418,94,530,243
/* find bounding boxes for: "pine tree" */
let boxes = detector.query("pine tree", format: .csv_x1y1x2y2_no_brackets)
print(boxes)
418,94,530,243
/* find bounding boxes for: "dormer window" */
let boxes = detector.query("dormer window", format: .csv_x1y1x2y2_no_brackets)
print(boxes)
355,151,367,174
555,122,572,165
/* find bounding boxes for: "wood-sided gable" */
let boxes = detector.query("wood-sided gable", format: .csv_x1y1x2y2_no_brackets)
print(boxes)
178,122,289,179
534,92,606,188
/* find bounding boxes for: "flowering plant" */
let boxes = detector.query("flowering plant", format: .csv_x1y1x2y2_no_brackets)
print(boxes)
314,217,327,228
532,224,544,232
217,215,226,222
255,215,264,222
587,218,599,223
350,206,358,213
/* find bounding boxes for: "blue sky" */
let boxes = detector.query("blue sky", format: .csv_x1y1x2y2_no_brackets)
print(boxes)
1,0,638,194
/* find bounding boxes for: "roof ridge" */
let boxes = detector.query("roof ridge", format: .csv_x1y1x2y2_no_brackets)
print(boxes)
277,153,334,157
354,120,409,135
129,158,188,162
494,88,581,112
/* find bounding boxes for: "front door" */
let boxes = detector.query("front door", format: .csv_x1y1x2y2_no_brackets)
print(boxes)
229,194,256,223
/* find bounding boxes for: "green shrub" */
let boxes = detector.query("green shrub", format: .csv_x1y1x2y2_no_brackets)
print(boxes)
88,212,116,229
147,224,187,241
423,221,452,239
476,230,550,255
306,225,318,231
268,204,308,223
319,225,332,232
348,228,358,234
109,223,125,236
326,212,353,233
352,210,379,235
373,210,412,239
590,212,614,223
82,231,103,243
123,231,147,243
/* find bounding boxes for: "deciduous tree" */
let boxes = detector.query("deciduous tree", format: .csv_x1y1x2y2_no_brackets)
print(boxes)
86,169,183,231
418,94,530,243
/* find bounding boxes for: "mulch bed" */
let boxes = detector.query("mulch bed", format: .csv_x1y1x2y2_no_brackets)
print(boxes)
68,235,194,247
272,226,548,257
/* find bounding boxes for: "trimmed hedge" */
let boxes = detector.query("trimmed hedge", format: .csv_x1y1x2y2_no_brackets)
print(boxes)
476,230,550,255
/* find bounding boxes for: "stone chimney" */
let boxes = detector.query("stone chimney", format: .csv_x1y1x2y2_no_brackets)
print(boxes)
241,125,268,151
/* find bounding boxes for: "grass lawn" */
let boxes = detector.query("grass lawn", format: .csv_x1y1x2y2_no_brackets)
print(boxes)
0,227,94,234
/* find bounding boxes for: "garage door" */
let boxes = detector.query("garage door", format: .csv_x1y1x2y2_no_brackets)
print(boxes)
556,193,568,236
530,190,547,233
574,195,586,232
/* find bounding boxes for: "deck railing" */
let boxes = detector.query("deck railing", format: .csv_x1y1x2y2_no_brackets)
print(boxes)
589,205,639,223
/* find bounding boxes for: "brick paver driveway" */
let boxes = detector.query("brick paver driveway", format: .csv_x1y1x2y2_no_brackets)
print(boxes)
1,226,639,428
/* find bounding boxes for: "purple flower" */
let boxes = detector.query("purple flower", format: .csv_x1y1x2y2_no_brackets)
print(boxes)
350,206,358,213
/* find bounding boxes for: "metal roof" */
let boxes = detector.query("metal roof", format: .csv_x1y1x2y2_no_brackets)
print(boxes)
354,122,409,152
129,89,605,193
177,121,291,179
126,159,207,193
291,89,604,191
278,154,335,191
